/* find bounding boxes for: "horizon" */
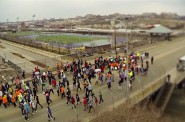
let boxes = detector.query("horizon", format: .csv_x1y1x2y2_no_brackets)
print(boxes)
0,0,185,22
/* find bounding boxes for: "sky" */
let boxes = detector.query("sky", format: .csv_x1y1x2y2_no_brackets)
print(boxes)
0,0,184,22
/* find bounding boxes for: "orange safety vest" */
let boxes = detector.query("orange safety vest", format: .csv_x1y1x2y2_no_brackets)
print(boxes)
107,73,111,78
61,87,65,93
12,96,16,102
2,96,7,104
16,90,20,97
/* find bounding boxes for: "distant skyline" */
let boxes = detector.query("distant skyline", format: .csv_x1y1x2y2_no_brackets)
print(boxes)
0,0,184,22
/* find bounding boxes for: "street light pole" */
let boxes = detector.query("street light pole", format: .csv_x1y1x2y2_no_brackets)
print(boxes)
17,17,19,32
125,17,130,100
114,27,117,57
6,19,9,26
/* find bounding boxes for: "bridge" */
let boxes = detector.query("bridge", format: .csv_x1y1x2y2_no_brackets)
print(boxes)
0,35,185,122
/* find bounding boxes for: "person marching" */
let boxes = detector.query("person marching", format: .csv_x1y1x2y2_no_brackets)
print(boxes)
60,86,65,99
71,96,76,109
66,87,71,105
76,93,81,105
83,97,88,111
151,56,154,64
88,99,95,113
36,95,43,110
76,81,82,92
99,91,104,104
11,94,16,107
94,96,98,107
24,101,30,121
45,90,52,105
47,105,55,121
2,95,7,108
30,100,37,114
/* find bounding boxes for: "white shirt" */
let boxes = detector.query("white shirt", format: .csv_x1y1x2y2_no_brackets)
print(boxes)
0,91,2,97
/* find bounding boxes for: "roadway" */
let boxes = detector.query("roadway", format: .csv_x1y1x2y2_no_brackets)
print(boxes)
0,39,62,72
0,36,185,122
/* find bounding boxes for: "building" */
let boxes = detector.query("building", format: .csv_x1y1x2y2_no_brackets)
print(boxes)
148,25,172,43
82,39,111,52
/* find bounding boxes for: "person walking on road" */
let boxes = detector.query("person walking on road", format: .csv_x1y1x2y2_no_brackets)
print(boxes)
36,95,43,109
47,105,55,121
88,99,95,113
76,93,80,105
83,97,87,111
19,101,25,116
49,85,54,95
22,70,25,79
24,101,30,121
45,90,52,105
99,91,104,104
151,56,154,64
71,96,76,109
11,94,16,107
30,100,37,114
60,86,65,98
33,87,37,100
2,95,7,108
94,96,98,107
66,87,71,105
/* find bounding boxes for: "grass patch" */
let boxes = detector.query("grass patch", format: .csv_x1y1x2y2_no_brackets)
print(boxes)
8,31,40,37
36,35,105,44
7,31,107,44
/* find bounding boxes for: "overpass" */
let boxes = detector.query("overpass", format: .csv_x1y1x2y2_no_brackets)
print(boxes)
0,36,185,122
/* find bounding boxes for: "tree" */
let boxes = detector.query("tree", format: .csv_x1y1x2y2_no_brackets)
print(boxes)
66,42,73,55
90,41,96,54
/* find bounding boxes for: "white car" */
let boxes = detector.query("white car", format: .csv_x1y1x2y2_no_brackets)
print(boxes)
177,56,185,72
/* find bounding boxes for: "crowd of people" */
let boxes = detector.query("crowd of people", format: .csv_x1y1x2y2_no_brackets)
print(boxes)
0,51,154,121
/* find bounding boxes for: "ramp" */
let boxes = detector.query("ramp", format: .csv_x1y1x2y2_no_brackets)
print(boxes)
155,83,175,112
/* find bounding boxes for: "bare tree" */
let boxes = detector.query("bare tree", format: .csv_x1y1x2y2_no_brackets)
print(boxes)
90,41,96,54
66,42,73,55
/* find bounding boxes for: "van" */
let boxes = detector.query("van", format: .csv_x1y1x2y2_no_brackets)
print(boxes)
177,56,185,71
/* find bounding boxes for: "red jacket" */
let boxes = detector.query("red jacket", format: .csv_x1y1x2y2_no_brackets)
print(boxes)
83,98,87,105
71,97,75,104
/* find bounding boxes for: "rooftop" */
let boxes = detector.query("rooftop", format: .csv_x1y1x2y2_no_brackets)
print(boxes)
148,25,172,34
82,39,111,47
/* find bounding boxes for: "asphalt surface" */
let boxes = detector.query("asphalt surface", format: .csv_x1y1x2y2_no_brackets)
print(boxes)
0,39,60,72
0,36,185,122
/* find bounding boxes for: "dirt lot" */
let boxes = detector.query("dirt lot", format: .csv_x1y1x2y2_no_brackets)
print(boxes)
0,60,17,82
91,103,176,122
